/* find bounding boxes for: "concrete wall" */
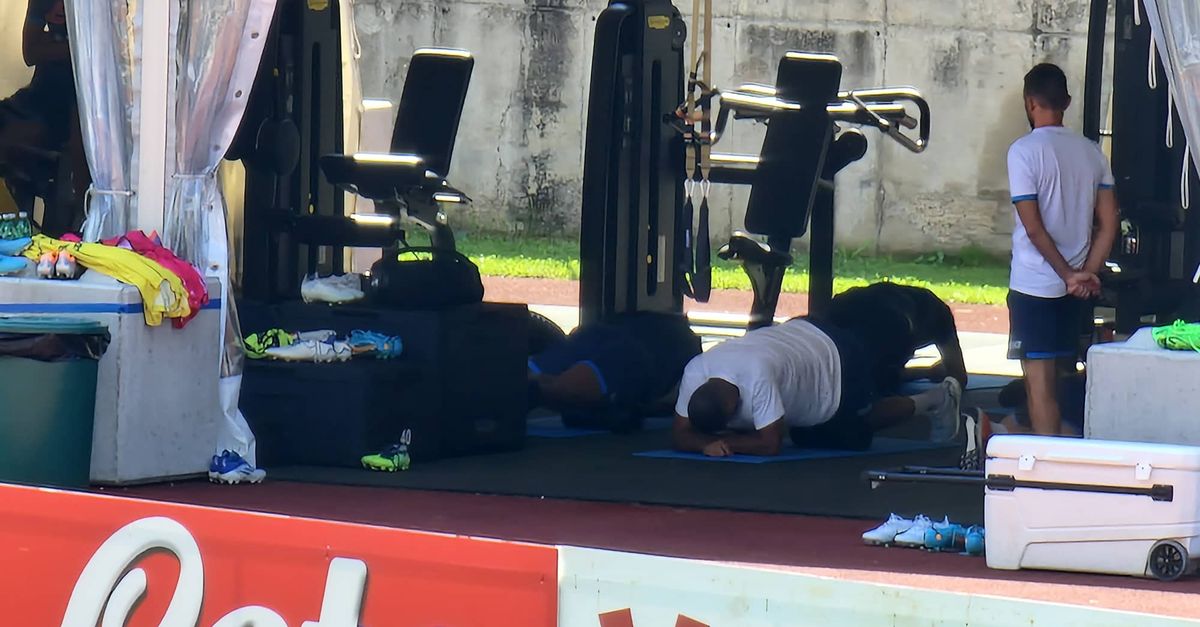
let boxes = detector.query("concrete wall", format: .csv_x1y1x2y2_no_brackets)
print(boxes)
353,0,1109,254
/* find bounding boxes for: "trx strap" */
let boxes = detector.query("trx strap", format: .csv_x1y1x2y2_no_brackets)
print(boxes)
680,0,713,301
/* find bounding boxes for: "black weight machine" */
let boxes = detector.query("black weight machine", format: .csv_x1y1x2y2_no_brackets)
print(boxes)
235,0,933,327
1091,0,1200,334
229,0,932,463
580,0,930,331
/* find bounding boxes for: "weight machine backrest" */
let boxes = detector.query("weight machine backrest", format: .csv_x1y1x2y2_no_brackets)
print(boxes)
745,53,842,239
390,50,475,179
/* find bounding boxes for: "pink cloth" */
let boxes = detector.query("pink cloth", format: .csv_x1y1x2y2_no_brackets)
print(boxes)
104,230,210,329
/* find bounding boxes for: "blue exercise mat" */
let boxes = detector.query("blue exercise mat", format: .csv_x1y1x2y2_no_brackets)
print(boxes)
900,373,1013,396
527,415,674,438
633,437,951,464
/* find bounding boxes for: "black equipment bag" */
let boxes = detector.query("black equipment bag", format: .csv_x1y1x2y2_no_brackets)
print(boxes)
368,246,484,308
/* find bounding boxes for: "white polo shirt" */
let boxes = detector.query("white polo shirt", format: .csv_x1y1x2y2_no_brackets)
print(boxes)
674,319,842,431
1007,126,1114,298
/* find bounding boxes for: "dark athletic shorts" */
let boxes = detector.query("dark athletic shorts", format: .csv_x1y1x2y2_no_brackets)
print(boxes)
787,318,879,451
529,312,701,406
1007,290,1087,361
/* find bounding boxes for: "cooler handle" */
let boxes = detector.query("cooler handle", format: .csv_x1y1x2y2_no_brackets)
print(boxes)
987,475,1174,502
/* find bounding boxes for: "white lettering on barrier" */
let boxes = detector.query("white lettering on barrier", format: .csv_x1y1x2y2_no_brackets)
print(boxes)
59,516,367,627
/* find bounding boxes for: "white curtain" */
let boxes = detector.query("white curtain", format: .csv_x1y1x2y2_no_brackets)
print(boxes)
340,0,365,216
65,0,138,242
1143,0,1200,186
164,0,277,464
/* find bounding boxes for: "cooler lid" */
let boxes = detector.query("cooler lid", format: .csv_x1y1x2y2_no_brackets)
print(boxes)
0,316,109,335
988,435,1200,471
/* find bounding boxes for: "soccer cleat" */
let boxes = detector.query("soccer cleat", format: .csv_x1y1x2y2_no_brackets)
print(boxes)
892,514,935,548
264,339,352,363
929,377,964,442
301,273,365,304
55,251,77,279
963,526,986,556
862,513,913,546
960,408,983,470
36,251,57,278
348,330,404,359
923,517,965,552
362,430,413,472
208,450,267,485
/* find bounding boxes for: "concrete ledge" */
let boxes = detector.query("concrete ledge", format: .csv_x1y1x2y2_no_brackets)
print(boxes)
1087,330,1200,445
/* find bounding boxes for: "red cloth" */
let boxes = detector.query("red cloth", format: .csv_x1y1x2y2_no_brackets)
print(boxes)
103,230,210,329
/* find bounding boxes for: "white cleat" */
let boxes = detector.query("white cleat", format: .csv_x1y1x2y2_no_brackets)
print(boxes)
862,513,913,546
892,514,934,548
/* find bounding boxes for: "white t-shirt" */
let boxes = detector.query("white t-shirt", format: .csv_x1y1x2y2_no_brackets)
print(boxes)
674,319,842,431
1007,126,1114,298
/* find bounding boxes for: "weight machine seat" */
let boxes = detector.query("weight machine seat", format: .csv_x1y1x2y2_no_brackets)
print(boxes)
321,48,474,205
718,234,793,269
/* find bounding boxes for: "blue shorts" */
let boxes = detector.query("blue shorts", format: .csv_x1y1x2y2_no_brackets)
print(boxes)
1007,290,1087,361
529,313,700,406
788,318,879,451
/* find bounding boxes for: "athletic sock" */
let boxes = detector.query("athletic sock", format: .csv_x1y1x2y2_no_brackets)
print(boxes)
909,386,946,415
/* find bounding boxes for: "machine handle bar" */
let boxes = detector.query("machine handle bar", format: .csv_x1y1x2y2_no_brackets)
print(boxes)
710,85,930,153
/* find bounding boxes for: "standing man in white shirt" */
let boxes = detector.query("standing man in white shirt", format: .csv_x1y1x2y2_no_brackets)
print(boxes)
671,317,962,457
1006,63,1119,436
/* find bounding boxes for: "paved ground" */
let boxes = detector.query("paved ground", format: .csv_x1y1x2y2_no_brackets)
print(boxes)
114,482,1200,620
492,276,1022,376
483,276,1010,334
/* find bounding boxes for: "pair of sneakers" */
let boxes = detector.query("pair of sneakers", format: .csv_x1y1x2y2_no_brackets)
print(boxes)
36,250,77,279
924,522,987,556
862,513,953,548
208,450,267,484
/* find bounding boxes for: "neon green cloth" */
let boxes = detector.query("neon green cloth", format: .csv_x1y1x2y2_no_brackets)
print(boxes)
1152,320,1200,352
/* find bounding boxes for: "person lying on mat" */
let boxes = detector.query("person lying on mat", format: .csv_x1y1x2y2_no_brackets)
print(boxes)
671,317,962,457
529,311,702,433
821,282,967,396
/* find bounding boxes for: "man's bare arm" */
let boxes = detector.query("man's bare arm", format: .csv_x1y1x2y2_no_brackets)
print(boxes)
672,413,720,453
1082,188,1119,276
23,1,70,67
718,421,785,456
1014,199,1075,281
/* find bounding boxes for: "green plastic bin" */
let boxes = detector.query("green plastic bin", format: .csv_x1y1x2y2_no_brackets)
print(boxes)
0,316,109,488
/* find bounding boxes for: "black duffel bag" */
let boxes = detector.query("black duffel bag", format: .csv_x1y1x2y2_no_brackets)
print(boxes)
367,246,484,308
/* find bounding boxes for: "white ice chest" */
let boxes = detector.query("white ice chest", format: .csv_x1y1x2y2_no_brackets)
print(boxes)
0,274,221,484
986,434,1200,580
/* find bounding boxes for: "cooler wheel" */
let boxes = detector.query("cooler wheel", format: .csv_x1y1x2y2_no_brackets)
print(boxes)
1148,540,1189,582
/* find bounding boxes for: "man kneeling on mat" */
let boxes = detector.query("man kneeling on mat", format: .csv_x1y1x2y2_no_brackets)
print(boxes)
529,312,701,433
672,317,962,457
824,282,968,395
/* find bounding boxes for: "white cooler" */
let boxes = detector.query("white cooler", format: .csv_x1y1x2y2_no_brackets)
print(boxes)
985,435,1200,580
0,274,222,484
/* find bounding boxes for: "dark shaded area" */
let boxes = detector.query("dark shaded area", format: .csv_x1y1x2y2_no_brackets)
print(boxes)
264,426,982,522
